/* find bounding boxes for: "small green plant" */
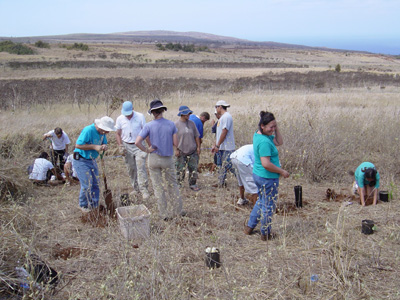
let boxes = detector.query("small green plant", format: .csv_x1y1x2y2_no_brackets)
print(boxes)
335,64,341,72
388,181,396,200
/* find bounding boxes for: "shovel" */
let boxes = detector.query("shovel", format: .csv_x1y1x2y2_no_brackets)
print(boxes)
100,151,116,217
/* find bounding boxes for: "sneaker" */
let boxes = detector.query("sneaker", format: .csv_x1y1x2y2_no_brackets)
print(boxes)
129,190,139,197
237,198,249,205
142,191,150,200
190,185,200,191
80,207,91,213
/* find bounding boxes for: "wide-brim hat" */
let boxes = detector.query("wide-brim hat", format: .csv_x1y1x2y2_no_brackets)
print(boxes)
121,101,133,116
215,100,230,107
177,105,193,116
95,116,116,132
148,99,167,115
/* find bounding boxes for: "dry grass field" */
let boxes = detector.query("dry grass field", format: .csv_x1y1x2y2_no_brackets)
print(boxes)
1,43,400,299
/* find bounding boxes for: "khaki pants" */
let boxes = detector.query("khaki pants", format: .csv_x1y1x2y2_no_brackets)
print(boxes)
148,153,182,219
123,142,149,194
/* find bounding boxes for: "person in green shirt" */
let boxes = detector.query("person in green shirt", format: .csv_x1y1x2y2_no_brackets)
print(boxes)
244,111,289,241
354,162,380,206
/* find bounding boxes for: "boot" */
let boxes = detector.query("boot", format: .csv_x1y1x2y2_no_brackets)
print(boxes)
244,220,254,235
261,233,276,241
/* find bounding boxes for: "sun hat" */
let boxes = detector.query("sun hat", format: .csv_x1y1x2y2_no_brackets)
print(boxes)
215,100,230,107
177,105,193,116
121,101,133,116
148,99,167,115
95,116,116,132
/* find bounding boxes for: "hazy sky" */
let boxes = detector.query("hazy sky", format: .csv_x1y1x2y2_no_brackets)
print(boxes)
1,0,399,54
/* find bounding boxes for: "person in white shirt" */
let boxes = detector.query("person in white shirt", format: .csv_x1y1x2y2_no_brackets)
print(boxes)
211,100,236,187
29,152,62,184
115,101,150,199
43,127,71,172
230,145,258,205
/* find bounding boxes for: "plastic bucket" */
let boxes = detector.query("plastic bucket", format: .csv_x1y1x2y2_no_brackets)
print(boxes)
116,205,151,241
294,185,303,208
361,219,374,235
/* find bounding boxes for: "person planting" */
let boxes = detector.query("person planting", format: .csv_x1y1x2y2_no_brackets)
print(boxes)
230,144,258,206
354,162,380,206
29,152,63,185
73,116,116,213
43,127,70,172
244,111,289,241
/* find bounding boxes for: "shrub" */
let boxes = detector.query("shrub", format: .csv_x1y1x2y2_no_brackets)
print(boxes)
34,40,50,49
335,64,341,72
59,43,89,51
157,43,210,53
156,43,165,51
0,41,35,55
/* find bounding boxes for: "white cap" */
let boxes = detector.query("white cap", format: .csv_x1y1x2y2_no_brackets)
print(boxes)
215,100,230,107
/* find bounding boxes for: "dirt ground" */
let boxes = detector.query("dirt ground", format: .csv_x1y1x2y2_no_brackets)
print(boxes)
2,153,399,299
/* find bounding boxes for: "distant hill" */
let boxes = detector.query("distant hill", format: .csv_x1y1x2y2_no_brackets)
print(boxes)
0,30,356,52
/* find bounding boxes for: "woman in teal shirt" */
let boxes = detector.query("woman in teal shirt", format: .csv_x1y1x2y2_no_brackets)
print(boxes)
354,162,380,206
244,111,289,241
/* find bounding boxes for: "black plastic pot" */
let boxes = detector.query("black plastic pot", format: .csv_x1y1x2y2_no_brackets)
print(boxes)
294,185,303,208
379,191,389,202
362,219,374,235
205,248,221,269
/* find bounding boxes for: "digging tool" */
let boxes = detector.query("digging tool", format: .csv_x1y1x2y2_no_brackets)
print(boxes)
100,151,116,217
46,137,57,168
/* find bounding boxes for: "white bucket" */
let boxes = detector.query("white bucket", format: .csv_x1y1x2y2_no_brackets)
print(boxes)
116,205,151,241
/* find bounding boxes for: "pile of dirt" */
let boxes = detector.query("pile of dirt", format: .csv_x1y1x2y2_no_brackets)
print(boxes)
80,205,111,228
198,162,214,173
52,243,89,260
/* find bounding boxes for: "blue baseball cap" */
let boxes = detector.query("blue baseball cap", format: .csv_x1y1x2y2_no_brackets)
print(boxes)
121,101,133,116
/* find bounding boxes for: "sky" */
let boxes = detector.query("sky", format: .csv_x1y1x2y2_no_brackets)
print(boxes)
0,0,399,54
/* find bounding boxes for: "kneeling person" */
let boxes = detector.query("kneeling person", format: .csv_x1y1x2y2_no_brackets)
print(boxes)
29,152,62,185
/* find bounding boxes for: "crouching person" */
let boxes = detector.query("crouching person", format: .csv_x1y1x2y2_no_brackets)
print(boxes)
230,144,258,205
64,153,79,186
354,162,380,206
73,116,116,213
29,152,63,185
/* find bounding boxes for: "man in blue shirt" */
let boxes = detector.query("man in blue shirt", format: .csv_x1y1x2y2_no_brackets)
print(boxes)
189,112,210,144
74,116,116,212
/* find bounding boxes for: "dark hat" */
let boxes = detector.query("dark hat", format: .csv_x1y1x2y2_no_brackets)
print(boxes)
148,99,167,115
177,105,193,116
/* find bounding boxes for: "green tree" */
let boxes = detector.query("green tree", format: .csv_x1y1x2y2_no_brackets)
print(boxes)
335,64,341,72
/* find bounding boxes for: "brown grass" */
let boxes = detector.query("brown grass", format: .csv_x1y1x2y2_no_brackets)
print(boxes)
1,44,400,299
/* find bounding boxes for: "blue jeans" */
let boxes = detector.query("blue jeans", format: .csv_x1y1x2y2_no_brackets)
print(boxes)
247,174,279,235
218,150,235,185
73,157,100,209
